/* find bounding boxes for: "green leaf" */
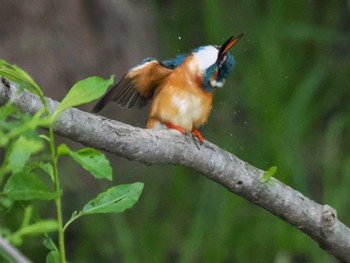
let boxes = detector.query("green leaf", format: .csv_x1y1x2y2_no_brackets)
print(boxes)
46,250,60,263
4,172,61,200
9,220,58,246
30,107,51,127
27,161,54,181
0,130,9,147
15,220,58,236
43,237,58,251
82,183,143,214
0,59,43,97
64,183,143,231
57,144,112,181
43,236,60,262
0,106,45,141
7,136,44,173
56,143,71,156
39,134,51,142
20,205,33,229
0,103,16,120
0,196,13,212
260,166,277,186
52,76,114,120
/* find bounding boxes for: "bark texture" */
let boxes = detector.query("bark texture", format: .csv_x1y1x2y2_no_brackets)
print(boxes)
1,78,350,262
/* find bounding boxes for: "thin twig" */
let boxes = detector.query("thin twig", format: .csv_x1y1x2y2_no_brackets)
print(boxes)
0,235,31,263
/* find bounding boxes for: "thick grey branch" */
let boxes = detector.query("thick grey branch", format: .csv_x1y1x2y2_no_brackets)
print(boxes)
1,78,350,262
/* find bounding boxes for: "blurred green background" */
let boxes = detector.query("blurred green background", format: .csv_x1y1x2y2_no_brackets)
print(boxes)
1,1,350,262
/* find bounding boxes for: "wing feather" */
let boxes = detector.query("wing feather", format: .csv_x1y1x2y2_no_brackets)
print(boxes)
92,59,173,112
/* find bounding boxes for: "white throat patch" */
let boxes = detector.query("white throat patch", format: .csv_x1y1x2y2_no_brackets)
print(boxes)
193,46,218,72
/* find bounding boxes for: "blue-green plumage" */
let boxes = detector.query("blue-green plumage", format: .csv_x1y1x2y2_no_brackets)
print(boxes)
160,54,186,69
218,52,235,80
159,44,237,92
202,64,218,91
201,52,236,92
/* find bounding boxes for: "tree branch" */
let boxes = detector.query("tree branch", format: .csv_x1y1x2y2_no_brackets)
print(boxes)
1,77,350,262
0,235,31,263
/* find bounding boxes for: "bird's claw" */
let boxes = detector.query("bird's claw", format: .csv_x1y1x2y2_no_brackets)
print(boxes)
191,129,204,145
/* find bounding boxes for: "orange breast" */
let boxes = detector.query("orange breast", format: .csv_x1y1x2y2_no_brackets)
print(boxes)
147,56,213,132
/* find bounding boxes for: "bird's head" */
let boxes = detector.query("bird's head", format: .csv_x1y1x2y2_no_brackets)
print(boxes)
190,34,243,92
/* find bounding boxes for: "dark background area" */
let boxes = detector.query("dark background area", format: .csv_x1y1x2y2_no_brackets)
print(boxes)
1,1,350,262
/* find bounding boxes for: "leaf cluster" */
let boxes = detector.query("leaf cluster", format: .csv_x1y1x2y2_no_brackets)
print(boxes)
0,60,143,263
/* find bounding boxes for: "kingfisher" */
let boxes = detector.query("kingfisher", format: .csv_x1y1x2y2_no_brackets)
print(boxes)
92,34,243,144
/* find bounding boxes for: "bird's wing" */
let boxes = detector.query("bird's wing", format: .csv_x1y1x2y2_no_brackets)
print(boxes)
92,58,173,112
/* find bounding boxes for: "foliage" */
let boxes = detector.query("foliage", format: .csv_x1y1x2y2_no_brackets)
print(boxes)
0,61,143,263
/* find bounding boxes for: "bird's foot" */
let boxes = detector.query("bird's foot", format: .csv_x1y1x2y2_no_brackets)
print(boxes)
165,122,186,134
191,129,204,145
165,122,204,146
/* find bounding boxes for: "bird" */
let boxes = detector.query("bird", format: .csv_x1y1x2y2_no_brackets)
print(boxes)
92,34,243,144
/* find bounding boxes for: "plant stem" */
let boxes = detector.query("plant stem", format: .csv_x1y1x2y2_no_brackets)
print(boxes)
41,97,67,262
63,212,80,233
48,125,66,263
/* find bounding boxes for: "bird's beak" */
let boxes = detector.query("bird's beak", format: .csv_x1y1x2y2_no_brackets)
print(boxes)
217,34,243,64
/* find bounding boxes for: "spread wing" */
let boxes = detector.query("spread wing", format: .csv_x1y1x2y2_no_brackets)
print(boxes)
92,58,174,112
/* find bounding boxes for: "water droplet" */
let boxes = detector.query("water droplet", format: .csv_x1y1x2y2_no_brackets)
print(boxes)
178,36,182,40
